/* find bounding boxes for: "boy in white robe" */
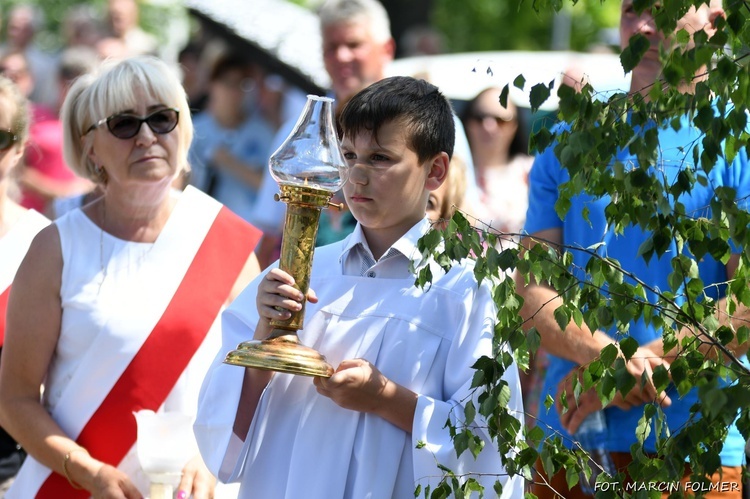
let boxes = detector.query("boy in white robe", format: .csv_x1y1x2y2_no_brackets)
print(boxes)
194,76,525,498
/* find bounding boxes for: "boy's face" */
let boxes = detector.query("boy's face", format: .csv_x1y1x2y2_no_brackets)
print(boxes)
342,119,444,242
211,68,252,111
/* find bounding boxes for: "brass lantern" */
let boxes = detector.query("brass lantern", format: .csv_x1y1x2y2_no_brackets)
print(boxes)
224,95,348,377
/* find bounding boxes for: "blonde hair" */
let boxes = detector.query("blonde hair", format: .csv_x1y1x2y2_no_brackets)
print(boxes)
61,56,193,183
0,75,30,148
439,154,468,220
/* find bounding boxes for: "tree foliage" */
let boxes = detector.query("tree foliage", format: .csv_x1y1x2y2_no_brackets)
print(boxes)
432,0,621,52
418,0,750,497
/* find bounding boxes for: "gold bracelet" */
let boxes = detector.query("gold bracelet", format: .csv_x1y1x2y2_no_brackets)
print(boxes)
62,447,88,490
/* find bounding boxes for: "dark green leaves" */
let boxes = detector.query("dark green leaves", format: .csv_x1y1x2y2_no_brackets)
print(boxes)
499,84,510,108
416,0,750,495
529,80,554,112
620,33,649,73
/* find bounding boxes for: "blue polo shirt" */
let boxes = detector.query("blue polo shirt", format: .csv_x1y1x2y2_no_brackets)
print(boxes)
524,113,750,465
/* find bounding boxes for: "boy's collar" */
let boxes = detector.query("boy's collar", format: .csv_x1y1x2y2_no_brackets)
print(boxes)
339,218,432,264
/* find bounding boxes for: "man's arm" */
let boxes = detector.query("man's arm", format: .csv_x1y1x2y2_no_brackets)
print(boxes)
649,253,750,361
516,228,670,417
711,254,750,357
516,228,618,365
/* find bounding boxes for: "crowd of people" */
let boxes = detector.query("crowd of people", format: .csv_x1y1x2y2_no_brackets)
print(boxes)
0,1,528,496
0,0,161,221
0,0,533,258
0,0,745,497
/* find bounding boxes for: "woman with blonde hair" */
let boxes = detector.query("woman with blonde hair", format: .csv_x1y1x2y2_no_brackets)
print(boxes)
0,56,262,498
461,87,532,241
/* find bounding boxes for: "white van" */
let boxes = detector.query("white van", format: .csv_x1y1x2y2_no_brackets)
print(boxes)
386,50,632,143
386,50,631,111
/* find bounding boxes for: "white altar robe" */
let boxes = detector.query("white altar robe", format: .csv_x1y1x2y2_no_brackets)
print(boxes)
195,240,525,498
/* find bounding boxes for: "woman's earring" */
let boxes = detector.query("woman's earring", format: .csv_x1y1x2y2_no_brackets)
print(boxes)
95,164,108,183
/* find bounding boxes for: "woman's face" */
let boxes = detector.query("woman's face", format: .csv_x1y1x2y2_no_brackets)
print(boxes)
87,92,180,198
0,98,24,185
466,89,518,149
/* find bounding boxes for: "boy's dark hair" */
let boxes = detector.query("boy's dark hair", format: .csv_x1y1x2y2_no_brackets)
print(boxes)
338,76,455,163
209,52,251,82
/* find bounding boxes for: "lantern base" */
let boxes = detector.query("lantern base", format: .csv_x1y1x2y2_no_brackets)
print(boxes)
224,330,334,378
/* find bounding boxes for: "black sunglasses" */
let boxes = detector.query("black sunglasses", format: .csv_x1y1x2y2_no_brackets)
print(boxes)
86,108,179,139
470,113,515,125
0,129,18,151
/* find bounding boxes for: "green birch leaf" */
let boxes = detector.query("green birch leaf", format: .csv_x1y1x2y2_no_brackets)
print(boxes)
619,336,639,361
620,34,649,72
554,306,570,332
530,82,551,112
499,84,510,108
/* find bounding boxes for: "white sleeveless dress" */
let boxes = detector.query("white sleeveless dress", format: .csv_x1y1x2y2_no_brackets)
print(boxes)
9,188,240,498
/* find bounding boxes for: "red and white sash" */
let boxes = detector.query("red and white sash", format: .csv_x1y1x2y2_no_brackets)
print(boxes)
0,210,50,346
10,187,260,498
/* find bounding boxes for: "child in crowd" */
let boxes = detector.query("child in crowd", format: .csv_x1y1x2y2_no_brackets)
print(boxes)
426,154,468,229
194,76,524,498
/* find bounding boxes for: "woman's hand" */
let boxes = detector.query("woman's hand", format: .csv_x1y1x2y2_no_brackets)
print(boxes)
176,454,216,499
89,462,142,499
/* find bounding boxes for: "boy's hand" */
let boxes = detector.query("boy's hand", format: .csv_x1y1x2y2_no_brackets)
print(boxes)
313,359,418,432
256,268,318,324
212,146,235,170
313,359,387,413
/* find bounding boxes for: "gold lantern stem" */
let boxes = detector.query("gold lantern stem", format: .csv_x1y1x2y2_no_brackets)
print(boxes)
270,184,330,331
224,184,336,377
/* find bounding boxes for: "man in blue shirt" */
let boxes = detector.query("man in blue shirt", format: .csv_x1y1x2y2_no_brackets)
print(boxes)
519,1,749,497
